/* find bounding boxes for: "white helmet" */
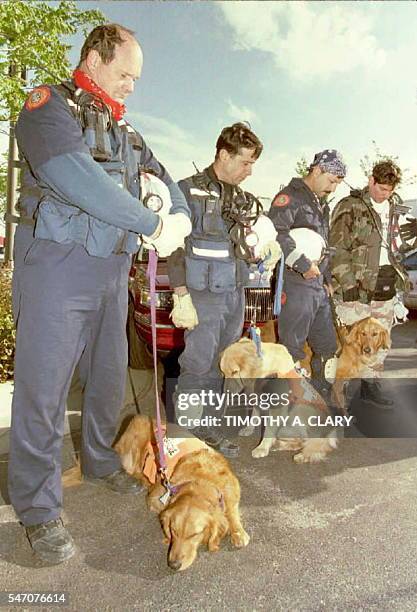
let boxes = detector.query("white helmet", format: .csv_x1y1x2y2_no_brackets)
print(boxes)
286,228,327,268
140,172,172,218
251,214,278,260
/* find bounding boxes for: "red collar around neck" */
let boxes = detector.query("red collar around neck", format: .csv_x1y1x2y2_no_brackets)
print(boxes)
72,69,126,121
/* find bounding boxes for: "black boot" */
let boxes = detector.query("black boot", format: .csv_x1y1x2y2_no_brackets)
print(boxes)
84,469,145,494
310,353,337,411
360,380,394,410
192,426,239,458
26,519,75,564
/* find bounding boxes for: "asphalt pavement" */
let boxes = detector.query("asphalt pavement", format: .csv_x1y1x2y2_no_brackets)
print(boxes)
1,318,417,611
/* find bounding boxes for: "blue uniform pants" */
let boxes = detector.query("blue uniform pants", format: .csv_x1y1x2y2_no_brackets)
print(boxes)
176,288,245,418
8,230,130,526
278,277,337,362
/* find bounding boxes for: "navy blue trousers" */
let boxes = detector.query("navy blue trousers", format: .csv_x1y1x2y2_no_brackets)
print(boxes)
176,288,245,418
8,229,130,526
278,277,337,362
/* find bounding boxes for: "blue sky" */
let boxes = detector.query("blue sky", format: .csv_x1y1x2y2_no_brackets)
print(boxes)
3,1,417,205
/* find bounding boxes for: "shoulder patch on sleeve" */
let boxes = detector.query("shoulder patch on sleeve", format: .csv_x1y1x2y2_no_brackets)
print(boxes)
25,86,51,111
272,193,291,207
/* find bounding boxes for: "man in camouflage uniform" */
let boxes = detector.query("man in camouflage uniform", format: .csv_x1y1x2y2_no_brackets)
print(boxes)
330,160,410,408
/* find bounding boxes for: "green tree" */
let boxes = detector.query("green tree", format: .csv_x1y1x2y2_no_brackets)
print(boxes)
0,0,104,217
295,156,309,178
0,0,104,121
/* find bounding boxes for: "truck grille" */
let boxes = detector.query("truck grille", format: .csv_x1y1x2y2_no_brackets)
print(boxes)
244,287,274,323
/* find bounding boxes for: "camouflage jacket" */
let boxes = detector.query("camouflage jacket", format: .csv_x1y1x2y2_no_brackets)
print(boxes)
329,187,408,302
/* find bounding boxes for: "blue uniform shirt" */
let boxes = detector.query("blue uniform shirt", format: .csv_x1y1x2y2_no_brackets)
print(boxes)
269,177,331,284
16,83,188,257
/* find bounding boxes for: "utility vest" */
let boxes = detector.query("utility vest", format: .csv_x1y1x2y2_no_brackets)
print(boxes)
18,80,144,257
182,170,250,293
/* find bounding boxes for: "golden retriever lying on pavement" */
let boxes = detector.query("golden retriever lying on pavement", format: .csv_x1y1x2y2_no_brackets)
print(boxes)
65,415,249,571
220,338,338,463
117,415,249,571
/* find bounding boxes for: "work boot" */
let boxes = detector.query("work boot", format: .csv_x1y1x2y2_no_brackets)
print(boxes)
84,469,144,494
26,519,75,564
360,380,394,410
193,427,239,458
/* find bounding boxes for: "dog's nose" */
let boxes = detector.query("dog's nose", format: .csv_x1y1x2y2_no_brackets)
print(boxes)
363,347,371,354
168,559,182,571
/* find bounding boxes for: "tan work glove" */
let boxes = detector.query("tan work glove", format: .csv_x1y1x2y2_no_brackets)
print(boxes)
170,293,199,329
259,240,282,271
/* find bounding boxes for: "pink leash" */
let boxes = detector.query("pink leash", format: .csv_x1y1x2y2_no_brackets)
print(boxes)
146,249,168,477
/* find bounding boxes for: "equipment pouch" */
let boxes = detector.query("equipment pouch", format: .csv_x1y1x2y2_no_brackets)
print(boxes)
373,265,397,301
202,198,224,235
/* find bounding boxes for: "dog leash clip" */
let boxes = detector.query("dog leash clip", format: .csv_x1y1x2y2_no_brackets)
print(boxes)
249,323,263,359
159,469,174,506
159,488,171,506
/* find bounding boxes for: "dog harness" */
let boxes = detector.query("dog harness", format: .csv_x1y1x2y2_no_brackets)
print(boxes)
141,429,208,485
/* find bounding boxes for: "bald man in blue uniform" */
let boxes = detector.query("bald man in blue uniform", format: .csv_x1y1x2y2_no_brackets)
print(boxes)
8,23,190,563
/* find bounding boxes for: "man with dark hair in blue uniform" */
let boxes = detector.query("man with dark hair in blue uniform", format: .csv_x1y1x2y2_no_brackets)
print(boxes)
9,23,190,564
268,150,346,398
167,123,281,457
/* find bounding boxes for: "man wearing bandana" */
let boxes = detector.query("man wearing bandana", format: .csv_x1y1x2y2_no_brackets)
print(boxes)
268,150,346,401
9,24,190,563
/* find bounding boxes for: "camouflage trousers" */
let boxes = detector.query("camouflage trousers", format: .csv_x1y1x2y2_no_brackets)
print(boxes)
334,297,396,378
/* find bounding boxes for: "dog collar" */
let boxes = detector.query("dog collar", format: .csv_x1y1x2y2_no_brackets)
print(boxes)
159,480,225,511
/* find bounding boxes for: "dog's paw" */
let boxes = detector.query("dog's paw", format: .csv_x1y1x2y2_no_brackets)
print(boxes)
231,529,250,548
274,438,303,452
208,540,221,552
239,425,255,437
252,445,270,459
293,451,326,464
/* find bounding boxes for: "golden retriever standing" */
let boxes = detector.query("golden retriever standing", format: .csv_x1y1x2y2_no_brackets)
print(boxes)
220,338,338,463
115,415,250,571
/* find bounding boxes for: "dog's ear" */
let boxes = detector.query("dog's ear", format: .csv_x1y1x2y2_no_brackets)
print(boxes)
115,426,139,475
160,509,172,544
204,518,220,551
232,342,254,372
345,323,360,345
378,327,391,351
204,513,228,552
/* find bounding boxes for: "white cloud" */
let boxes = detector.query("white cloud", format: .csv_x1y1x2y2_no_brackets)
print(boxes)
218,1,385,80
121,110,417,205
129,112,211,181
226,100,258,125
